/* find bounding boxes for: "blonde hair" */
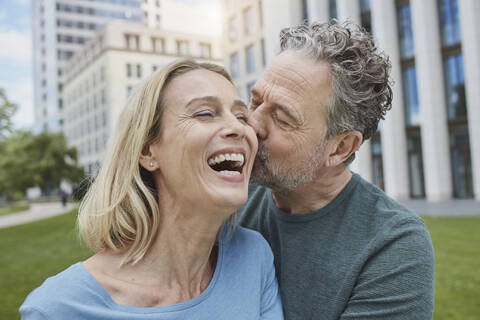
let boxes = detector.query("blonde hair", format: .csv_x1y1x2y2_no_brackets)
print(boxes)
77,59,232,265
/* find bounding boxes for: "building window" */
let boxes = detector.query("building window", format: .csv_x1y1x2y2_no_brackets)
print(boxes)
136,64,142,78
301,0,308,24
438,0,461,47
360,0,371,12
199,43,212,58
245,44,255,73
260,38,266,67
402,66,420,126
230,52,240,78
444,54,466,120
127,86,133,98
177,40,190,56
243,7,254,36
156,14,161,27
371,133,384,190
450,127,473,198
125,34,140,50
407,132,425,198
151,37,165,53
127,63,132,77
329,0,337,20
360,0,372,34
229,17,238,42
397,3,414,59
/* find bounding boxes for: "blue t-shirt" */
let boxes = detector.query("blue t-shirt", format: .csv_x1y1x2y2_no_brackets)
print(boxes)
20,227,283,320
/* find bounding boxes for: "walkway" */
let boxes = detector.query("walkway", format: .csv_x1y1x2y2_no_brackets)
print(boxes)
0,202,77,229
400,199,480,217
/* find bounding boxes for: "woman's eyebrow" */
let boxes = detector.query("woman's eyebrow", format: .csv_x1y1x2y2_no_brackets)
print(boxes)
185,96,221,109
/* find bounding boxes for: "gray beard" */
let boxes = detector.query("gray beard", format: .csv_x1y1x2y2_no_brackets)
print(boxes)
250,141,326,193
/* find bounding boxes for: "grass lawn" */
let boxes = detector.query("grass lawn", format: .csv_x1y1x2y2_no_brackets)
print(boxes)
0,203,30,216
423,216,480,320
0,210,92,319
0,212,478,319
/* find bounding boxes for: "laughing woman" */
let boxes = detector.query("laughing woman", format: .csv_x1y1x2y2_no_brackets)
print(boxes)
20,60,283,319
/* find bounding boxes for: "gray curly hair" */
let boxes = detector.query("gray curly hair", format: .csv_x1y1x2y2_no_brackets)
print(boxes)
279,21,392,163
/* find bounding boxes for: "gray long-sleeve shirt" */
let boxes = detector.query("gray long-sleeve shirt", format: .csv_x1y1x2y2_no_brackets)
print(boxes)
239,173,434,319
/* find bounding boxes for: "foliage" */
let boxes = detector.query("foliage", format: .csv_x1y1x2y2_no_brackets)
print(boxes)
0,131,85,197
0,88,18,140
0,210,92,319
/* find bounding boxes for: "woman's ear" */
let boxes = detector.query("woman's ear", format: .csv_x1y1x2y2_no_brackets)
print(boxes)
139,145,158,172
325,131,363,167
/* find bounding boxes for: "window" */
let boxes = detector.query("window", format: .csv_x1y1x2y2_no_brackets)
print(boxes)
402,66,420,126
152,65,158,73
302,0,308,24
360,0,371,13
329,0,337,20
151,37,165,53
127,86,133,98
397,4,414,59
370,133,384,190
125,34,140,50
136,64,142,78
444,54,466,120
156,14,161,27
127,63,132,77
229,17,238,42
438,0,461,47
245,45,255,73
230,52,239,78
177,40,190,56
199,43,212,58
360,0,372,34
246,81,255,102
243,7,254,35
261,38,266,67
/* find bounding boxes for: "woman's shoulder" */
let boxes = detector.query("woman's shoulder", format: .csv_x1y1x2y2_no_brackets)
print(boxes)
222,226,273,262
20,262,103,315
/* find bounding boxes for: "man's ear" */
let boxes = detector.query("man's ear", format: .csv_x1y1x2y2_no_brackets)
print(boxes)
139,144,158,172
325,131,363,167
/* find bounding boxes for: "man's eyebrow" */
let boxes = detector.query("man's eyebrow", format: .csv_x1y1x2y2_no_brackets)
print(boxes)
233,99,248,110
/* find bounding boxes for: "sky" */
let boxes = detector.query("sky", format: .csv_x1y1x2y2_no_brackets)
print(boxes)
0,0,221,130
0,0,33,129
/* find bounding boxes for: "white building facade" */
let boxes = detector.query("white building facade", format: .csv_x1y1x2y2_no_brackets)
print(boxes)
61,21,221,175
221,0,480,201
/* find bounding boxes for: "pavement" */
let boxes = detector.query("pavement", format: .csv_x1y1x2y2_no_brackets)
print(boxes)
0,202,77,229
400,199,480,217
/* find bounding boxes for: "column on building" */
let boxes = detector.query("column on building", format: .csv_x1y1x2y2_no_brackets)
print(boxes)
410,0,452,201
263,0,303,65
306,0,329,24
337,0,373,182
458,0,480,201
370,0,409,200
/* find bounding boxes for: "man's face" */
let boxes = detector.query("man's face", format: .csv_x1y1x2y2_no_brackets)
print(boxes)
248,50,333,192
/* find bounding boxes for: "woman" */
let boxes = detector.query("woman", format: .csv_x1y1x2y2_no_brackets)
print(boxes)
20,60,283,319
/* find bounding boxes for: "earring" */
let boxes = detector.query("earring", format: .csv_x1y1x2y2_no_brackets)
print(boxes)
149,162,155,168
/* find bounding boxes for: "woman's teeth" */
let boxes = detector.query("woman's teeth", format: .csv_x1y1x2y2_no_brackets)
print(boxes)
207,153,245,166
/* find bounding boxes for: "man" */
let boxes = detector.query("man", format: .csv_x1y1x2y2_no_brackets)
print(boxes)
239,21,434,319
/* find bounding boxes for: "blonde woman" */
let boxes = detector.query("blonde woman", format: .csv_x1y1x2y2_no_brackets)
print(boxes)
20,60,283,319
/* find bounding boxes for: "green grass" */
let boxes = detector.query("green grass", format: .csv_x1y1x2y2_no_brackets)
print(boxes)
0,213,478,319
422,216,480,320
0,203,30,216
0,210,92,319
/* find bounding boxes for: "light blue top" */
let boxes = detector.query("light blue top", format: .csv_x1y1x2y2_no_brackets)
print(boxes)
20,227,283,320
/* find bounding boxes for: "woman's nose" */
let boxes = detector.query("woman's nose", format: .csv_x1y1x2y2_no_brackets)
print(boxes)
222,113,246,139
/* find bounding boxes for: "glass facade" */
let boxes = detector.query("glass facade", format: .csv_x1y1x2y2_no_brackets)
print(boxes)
438,0,461,46
444,54,466,120
402,66,420,126
450,128,473,198
360,0,371,13
246,45,255,73
329,0,337,20
230,52,239,78
407,133,425,198
397,4,414,58
371,134,384,190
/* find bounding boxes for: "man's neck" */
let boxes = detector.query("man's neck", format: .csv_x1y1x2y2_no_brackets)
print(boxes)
272,168,353,215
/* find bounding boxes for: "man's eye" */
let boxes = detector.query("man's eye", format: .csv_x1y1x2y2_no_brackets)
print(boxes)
249,101,260,110
236,114,249,123
273,113,290,127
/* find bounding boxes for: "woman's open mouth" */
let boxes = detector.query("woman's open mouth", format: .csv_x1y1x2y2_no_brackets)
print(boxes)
207,151,246,181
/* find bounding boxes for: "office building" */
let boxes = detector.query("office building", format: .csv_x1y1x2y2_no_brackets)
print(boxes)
61,21,221,175
221,0,480,201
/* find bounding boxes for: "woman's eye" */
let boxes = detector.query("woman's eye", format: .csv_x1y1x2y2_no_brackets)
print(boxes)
194,111,214,118
236,114,249,123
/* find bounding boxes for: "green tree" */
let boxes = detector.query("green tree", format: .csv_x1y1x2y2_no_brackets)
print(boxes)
0,131,85,198
0,88,18,139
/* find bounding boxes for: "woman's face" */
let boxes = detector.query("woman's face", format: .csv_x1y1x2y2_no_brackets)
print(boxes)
147,69,258,214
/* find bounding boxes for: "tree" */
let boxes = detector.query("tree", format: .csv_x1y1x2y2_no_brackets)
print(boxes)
0,131,85,198
0,88,18,140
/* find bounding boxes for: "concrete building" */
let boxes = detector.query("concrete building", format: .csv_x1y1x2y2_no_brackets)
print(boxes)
31,0,145,134
221,0,480,201
61,21,221,175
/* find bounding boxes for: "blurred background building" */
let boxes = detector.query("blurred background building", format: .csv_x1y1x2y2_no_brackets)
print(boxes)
220,0,480,202
61,21,220,175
